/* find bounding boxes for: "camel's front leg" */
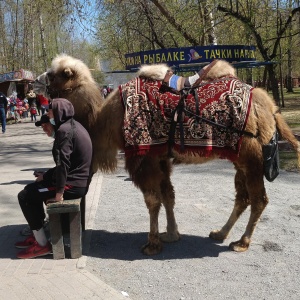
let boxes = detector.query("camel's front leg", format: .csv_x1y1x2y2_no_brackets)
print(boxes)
141,191,163,255
159,175,180,242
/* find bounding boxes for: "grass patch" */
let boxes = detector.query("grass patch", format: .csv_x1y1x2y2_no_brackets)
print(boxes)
280,89,300,126
276,89,300,172
280,87,300,100
279,151,299,172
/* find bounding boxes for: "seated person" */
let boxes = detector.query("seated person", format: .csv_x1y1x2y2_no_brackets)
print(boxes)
16,98,93,259
19,114,54,237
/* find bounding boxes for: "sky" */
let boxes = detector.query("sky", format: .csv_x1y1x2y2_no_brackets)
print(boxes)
71,0,100,42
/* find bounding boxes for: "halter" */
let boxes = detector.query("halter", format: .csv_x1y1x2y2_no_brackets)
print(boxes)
46,85,80,99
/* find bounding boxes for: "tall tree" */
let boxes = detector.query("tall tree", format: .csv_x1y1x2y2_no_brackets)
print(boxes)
217,1,300,106
0,0,102,78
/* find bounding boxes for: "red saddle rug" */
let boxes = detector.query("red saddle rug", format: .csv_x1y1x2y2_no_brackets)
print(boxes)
119,76,253,161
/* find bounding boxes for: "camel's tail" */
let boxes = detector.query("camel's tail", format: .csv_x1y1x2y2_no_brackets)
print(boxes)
275,112,300,168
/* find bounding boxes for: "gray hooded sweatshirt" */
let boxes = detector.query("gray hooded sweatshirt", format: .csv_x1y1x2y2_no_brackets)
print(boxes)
43,98,92,194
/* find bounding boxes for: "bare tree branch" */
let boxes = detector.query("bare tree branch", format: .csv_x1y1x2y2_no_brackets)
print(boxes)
149,0,199,45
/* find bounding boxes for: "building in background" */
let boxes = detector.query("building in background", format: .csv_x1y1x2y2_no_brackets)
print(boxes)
0,69,35,98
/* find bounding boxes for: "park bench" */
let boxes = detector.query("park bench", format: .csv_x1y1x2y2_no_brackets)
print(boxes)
46,196,86,259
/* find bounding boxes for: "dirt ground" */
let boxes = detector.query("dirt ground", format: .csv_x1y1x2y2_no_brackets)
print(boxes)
86,159,300,300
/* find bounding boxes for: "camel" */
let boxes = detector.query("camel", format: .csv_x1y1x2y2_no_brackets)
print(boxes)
34,55,105,173
34,54,300,255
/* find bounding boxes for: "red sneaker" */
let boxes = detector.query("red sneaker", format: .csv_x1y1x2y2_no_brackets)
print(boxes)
17,241,52,259
15,235,36,249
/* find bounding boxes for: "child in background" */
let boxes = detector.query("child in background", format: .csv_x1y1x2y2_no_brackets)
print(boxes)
30,104,37,122
23,100,29,118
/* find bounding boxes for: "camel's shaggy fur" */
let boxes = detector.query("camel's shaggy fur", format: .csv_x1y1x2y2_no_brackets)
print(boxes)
137,63,170,80
34,54,116,173
35,54,300,255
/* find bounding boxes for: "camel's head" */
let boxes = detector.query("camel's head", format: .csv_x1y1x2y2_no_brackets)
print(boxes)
38,53,96,99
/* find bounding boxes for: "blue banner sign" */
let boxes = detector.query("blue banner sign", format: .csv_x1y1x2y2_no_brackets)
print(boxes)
125,45,256,70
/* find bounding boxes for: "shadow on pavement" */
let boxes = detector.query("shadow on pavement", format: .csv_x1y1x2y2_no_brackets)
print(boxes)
0,180,33,186
0,224,51,260
21,168,50,173
86,229,229,261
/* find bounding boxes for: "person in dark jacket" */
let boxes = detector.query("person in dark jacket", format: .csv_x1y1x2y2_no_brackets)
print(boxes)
0,92,8,133
16,98,93,259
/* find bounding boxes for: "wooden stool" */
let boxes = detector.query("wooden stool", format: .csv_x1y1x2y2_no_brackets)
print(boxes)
46,199,82,259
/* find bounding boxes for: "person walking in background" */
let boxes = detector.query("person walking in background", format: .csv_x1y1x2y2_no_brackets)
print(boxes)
15,98,93,259
36,94,49,115
0,91,8,134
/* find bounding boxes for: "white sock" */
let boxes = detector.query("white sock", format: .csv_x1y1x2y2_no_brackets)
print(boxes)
33,228,48,246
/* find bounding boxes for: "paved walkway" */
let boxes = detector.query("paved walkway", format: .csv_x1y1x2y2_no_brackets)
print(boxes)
0,119,129,299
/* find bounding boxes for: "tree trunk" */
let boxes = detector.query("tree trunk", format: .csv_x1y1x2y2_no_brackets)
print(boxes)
204,4,217,45
286,47,293,93
0,2,8,70
38,10,48,70
267,64,281,107
286,0,294,93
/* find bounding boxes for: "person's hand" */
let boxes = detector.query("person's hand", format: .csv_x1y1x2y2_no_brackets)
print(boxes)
46,198,63,205
55,193,64,202
46,193,63,205
46,198,59,205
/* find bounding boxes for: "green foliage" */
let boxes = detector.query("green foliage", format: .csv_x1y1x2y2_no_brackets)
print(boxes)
0,0,100,75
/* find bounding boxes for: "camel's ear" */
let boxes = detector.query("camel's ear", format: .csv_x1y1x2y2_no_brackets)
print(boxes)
63,67,73,78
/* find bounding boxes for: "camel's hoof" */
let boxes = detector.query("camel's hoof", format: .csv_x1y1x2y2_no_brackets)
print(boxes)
209,229,227,241
159,231,180,243
141,242,163,255
229,240,249,252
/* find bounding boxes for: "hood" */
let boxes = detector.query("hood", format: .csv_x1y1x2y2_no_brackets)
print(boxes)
51,98,74,127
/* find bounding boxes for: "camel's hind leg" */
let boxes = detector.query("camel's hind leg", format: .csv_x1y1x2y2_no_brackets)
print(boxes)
209,167,250,241
229,167,268,252
126,156,179,255
210,162,268,252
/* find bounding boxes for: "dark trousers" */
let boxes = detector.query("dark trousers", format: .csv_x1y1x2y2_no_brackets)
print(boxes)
18,180,87,230
0,107,6,133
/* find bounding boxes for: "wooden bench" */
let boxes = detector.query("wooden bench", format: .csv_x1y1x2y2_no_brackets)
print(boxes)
46,198,83,259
